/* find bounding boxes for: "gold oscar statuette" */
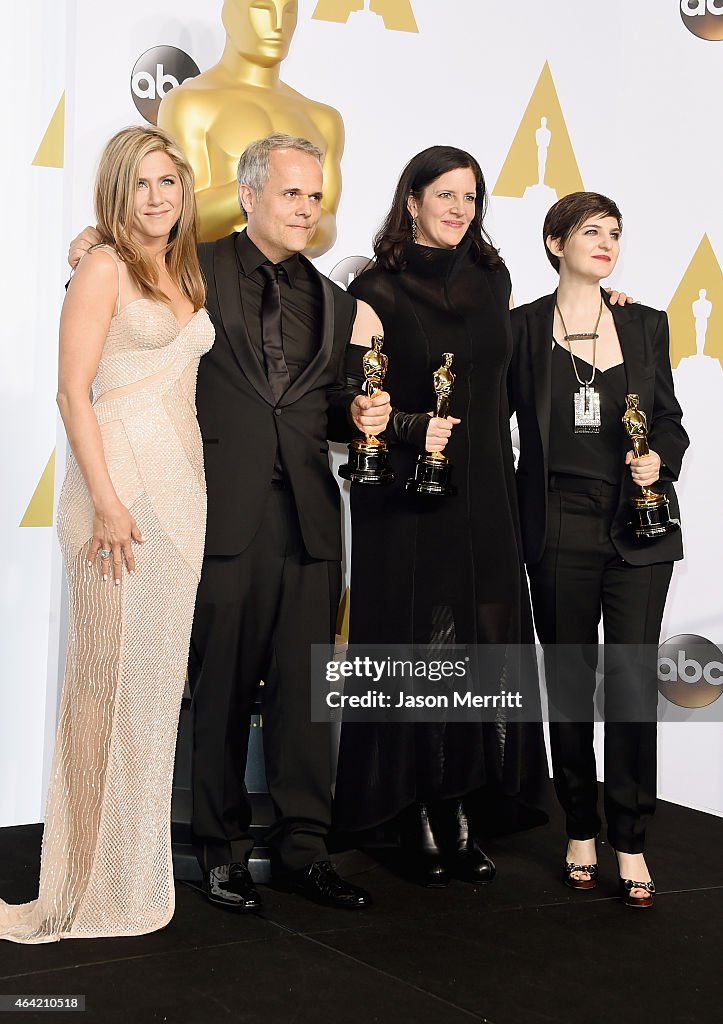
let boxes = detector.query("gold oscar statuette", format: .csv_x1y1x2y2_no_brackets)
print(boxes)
622,393,679,539
407,352,457,497
339,336,394,485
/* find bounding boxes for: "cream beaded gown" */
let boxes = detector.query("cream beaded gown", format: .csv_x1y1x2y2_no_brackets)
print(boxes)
0,254,214,942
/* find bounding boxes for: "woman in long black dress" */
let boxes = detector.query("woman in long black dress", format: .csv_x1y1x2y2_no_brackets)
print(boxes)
333,146,546,886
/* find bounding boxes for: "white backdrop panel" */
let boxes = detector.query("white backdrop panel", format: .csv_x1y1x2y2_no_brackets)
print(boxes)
2,0,720,826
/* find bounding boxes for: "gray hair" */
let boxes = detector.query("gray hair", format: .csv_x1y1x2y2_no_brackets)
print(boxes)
236,133,324,218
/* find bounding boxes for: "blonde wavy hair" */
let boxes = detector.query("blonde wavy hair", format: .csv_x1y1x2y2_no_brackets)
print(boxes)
94,126,205,309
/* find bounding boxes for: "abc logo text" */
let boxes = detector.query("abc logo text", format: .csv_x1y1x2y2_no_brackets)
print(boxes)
658,634,723,708
130,46,200,125
680,0,723,39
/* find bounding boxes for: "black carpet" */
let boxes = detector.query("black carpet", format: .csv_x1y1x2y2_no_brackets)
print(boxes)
0,788,720,1024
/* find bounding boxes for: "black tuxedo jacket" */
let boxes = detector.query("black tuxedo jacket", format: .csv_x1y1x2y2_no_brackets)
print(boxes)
509,291,688,567
196,233,357,559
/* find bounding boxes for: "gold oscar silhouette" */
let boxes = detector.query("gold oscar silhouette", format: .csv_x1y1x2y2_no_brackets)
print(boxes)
312,0,418,32
157,0,344,253
622,394,680,540
407,353,457,497
339,336,394,485
493,62,584,201
667,234,723,368
33,94,64,168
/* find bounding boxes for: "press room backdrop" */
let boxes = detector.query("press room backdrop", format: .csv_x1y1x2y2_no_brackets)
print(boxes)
2,0,722,826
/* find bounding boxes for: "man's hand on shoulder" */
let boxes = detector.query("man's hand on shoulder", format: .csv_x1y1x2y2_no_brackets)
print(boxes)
604,287,636,306
69,226,102,269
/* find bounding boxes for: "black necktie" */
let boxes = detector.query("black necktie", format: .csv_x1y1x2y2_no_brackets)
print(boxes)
258,263,290,401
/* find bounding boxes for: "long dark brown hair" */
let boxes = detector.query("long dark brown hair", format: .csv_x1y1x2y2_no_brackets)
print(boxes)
373,145,503,273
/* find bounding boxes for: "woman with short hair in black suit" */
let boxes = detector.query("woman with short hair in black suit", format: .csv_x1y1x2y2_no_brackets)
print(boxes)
510,192,688,907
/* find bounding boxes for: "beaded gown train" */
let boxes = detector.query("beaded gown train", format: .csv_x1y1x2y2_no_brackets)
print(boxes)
0,267,214,942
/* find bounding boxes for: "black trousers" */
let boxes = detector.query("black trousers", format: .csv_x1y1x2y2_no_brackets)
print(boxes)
189,485,341,873
528,475,673,853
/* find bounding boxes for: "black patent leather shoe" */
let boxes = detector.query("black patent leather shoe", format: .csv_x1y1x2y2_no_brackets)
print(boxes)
430,799,496,884
204,863,262,912
276,861,372,910
401,803,450,888
454,840,496,883
417,854,451,888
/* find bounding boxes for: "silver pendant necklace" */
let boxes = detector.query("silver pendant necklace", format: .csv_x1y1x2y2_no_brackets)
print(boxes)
556,296,604,434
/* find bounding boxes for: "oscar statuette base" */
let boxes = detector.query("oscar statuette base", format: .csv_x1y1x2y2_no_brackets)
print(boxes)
406,452,456,498
629,492,680,541
339,437,394,486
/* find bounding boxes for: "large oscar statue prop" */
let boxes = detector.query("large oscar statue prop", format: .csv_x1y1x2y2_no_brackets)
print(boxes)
407,353,457,497
157,0,343,254
339,337,394,485
622,393,680,539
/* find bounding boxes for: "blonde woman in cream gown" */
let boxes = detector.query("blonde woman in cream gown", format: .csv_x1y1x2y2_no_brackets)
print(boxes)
0,127,213,943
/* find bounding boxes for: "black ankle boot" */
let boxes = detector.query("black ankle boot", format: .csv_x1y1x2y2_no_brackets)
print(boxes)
400,802,450,888
430,799,496,884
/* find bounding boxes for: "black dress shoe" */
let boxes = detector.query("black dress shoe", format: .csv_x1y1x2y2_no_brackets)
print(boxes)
430,799,496,884
400,803,450,888
454,839,496,883
204,863,262,912
277,861,371,909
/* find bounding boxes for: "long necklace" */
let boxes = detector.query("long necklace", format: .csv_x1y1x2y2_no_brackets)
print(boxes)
555,296,604,434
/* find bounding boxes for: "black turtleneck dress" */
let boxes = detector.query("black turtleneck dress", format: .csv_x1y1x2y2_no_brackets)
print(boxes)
333,239,547,831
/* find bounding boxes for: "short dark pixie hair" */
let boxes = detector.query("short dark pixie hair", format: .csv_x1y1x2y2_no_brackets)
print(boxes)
543,191,622,272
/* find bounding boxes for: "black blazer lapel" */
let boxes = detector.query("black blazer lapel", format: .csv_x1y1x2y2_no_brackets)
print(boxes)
213,233,274,405
531,293,556,464
281,270,336,406
608,295,654,412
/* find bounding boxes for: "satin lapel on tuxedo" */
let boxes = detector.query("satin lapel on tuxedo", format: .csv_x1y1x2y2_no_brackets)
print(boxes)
213,233,274,405
280,271,336,406
531,294,556,460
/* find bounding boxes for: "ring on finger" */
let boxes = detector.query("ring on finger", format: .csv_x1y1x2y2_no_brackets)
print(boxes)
98,548,111,559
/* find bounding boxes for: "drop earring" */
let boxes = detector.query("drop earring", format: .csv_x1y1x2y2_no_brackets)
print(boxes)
411,217,417,243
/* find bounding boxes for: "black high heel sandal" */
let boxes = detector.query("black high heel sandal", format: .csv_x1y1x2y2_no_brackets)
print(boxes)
563,839,598,890
619,877,655,909
614,850,655,908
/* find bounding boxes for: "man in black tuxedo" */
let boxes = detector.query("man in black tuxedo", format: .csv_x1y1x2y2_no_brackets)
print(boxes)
189,134,388,911
70,133,389,913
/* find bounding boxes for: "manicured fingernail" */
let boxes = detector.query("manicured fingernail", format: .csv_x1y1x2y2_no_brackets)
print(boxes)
129,570,135,576
114,578,120,586
87,560,93,567
103,574,108,582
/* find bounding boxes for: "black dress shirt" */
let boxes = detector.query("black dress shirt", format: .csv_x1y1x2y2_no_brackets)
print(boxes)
235,230,322,479
235,230,321,387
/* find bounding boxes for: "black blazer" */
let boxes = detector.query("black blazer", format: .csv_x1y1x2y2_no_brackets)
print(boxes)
509,291,688,567
196,233,357,559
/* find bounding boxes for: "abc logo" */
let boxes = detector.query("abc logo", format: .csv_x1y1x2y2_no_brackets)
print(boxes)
657,634,723,708
680,0,723,40
328,256,372,291
130,46,200,125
